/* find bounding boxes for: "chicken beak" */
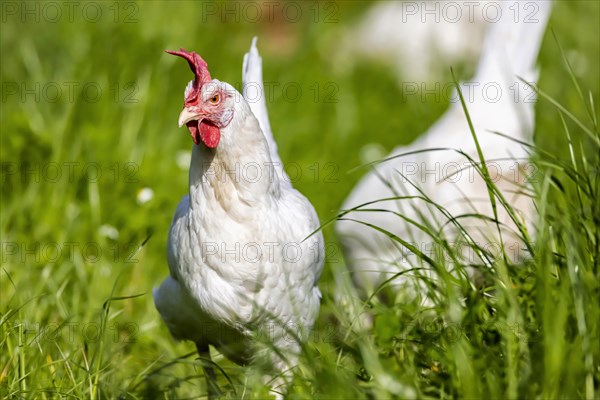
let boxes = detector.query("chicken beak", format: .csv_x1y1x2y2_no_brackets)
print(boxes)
178,108,201,127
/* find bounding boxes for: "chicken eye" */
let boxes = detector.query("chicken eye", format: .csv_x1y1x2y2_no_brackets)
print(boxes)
209,94,220,104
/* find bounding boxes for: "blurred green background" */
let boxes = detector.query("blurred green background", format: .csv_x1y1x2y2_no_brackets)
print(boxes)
1,0,598,398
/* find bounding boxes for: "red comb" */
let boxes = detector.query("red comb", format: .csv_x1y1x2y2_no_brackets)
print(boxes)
166,48,212,104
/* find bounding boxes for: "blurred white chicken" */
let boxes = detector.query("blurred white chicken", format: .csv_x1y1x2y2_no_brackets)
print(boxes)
334,1,492,83
336,1,552,296
154,38,324,397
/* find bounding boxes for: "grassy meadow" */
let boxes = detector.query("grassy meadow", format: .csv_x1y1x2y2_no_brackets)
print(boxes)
1,1,599,398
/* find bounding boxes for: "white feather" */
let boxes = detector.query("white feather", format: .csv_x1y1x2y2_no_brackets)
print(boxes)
242,37,289,186
183,79,193,100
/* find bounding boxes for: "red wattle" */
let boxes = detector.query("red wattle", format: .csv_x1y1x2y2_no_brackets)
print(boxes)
186,121,201,145
199,121,220,148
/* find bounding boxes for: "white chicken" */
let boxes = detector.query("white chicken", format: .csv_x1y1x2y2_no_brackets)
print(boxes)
153,38,324,397
336,1,552,297
333,1,491,83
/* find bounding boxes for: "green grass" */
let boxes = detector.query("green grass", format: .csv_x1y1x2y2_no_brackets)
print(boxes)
1,1,599,398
